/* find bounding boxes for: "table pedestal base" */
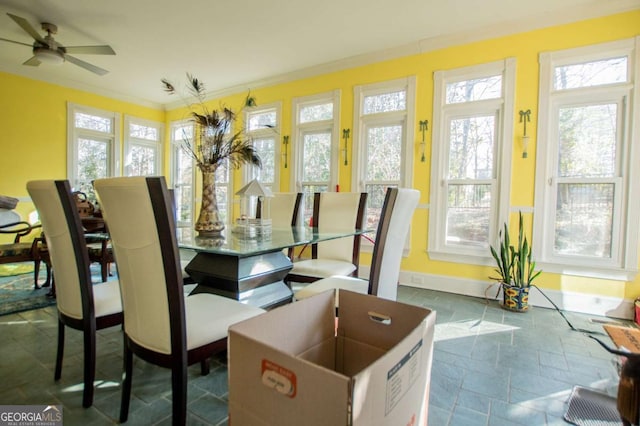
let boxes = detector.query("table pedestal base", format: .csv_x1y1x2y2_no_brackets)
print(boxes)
185,251,293,309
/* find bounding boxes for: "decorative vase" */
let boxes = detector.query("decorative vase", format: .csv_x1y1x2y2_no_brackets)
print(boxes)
502,284,530,312
195,164,225,237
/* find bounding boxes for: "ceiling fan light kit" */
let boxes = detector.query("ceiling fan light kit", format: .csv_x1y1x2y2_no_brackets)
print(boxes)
33,46,64,64
2,12,115,75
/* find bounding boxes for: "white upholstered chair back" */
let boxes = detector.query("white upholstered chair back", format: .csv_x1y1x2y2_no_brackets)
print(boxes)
95,177,178,355
369,188,420,301
315,192,366,262
27,180,87,319
259,192,303,228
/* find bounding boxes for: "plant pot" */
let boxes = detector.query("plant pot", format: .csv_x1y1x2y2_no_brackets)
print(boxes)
502,284,530,312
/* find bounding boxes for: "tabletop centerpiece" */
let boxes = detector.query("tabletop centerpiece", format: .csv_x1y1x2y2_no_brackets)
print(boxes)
162,74,262,237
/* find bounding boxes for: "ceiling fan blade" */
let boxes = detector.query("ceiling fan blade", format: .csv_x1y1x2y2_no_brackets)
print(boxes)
0,37,33,47
23,56,41,66
64,45,116,55
7,13,46,44
65,55,109,75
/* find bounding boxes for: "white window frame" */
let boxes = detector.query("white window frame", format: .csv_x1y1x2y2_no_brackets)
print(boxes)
352,77,416,252
244,101,282,191
169,120,196,229
428,58,516,265
534,37,640,281
291,91,341,222
123,115,163,176
67,102,121,196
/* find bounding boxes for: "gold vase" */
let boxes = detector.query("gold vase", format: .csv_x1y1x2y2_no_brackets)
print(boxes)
195,164,225,237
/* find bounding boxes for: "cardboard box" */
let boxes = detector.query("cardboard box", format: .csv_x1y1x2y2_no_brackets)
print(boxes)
228,289,436,425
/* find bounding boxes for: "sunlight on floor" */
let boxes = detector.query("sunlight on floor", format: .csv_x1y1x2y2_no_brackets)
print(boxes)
434,319,519,342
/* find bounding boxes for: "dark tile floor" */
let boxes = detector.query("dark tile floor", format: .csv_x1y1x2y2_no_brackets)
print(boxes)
0,285,625,425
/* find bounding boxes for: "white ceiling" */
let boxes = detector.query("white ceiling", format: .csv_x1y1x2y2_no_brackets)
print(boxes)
0,0,638,108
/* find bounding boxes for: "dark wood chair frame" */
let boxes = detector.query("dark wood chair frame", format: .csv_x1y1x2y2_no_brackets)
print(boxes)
48,181,123,408
118,177,226,425
285,192,367,285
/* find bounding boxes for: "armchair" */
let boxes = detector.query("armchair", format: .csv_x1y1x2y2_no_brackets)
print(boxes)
0,208,51,288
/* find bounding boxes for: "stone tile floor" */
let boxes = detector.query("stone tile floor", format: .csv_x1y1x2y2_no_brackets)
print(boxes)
0,286,626,425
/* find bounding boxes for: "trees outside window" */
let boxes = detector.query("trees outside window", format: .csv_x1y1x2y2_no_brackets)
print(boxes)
534,38,639,279
428,59,515,264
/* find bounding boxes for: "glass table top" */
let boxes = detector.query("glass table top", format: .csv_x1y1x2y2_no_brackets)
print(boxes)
177,226,371,257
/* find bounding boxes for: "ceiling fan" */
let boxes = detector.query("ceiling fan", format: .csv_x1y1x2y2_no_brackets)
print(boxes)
0,13,115,75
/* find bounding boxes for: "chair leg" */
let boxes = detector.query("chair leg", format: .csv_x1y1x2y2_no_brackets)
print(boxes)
120,341,133,423
171,363,188,426
101,262,108,283
54,319,64,381
200,359,210,376
82,327,96,408
33,259,41,289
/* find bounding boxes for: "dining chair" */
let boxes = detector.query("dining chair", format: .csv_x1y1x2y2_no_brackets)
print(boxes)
285,192,367,286
94,176,265,425
26,180,123,408
257,192,303,258
294,187,420,304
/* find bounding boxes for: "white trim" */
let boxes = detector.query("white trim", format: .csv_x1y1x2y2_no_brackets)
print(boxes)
290,90,341,192
66,102,121,190
428,58,515,262
534,37,639,278
123,115,164,176
381,268,636,320
244,101,282,190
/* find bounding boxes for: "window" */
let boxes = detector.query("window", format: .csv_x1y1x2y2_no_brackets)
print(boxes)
245,102,281,192
353,78,415,235
170,121,196,234
534,38,639,280
292,91,340,222
124,116,163,176
67,103,120,201
428,59,515,264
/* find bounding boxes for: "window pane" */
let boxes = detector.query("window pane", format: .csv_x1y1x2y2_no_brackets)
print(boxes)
302,132,331,182
75,112,112,133
366,125,402,181
446,184,491,246
77,138,108,199
301,185,329,225
248,111,277,131
216,185,228,223
300,103,333,123
173,125,193,141
128,145,156,176
364,184,395,232
175,185,192,223
554,57,627,90
558,103,617,178
363,91,406,114
448,116,495,179
446,76,502,104
554,183,613,257
130,123,158,141
253,138,275,184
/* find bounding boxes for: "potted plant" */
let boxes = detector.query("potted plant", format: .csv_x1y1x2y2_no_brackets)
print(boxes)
490,212,541,312
161,74,262,237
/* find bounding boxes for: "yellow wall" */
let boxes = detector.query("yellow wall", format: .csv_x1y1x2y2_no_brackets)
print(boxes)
2,10,639,301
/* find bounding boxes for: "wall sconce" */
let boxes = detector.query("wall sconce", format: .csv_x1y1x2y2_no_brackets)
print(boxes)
282,135,289,168
519,110,531,159
419,120,428,162
342,129,350,166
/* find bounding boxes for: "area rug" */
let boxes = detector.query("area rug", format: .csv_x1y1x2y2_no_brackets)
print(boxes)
0,270,54,316
564,386,622,426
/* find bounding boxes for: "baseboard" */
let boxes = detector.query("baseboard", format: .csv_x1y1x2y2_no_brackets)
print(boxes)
358,266,635,320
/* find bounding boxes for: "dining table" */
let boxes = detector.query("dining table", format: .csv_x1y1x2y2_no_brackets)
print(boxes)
177,226,371,309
